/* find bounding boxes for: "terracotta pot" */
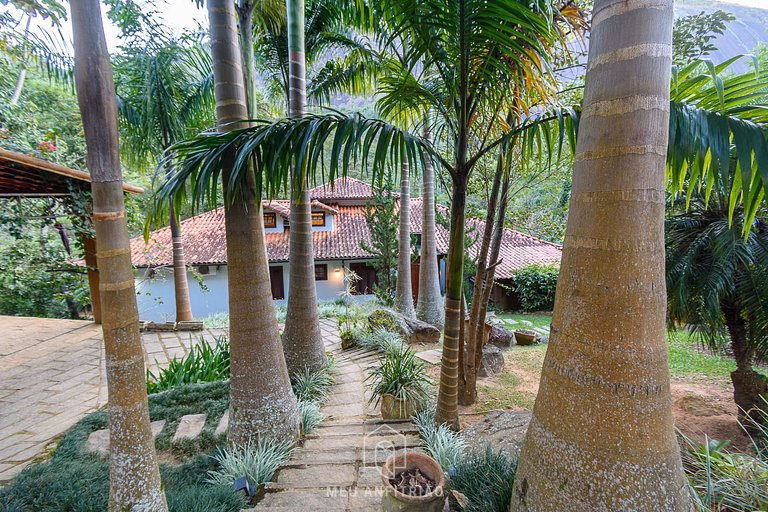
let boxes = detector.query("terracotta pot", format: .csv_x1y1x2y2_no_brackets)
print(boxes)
381,451,446,512
380,394,419,420
514,330,537,346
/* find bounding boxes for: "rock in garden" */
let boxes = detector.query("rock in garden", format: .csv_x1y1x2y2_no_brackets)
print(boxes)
487,324,514,348
478,345,505,377
462,410,532,458
368,309,440,344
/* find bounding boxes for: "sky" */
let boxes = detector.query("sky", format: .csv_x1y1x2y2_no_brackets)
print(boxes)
2,0,766,56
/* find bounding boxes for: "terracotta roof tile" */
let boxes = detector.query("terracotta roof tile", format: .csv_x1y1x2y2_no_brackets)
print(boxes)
308,177,398,200
131,180,562,280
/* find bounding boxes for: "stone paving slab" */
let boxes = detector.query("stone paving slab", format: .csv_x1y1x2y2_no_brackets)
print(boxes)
415,348,443,365
0,315,226,484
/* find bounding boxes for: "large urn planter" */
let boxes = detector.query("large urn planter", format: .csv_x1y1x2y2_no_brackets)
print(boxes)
380,394,420,420
514,329,537,346
381,451,445,512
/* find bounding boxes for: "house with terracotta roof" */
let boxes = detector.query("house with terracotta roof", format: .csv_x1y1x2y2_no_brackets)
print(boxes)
131,177,562,321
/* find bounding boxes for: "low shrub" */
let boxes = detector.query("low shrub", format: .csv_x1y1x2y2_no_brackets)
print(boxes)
357,327,405,354
298,400,325,435
448,446,518,512
206,438,295,490
413,407,466,471
290,357,335,404
511,264,559,312
147,335,230,394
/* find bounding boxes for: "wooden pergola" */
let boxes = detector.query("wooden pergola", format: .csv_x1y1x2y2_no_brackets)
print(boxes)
0,148,144,323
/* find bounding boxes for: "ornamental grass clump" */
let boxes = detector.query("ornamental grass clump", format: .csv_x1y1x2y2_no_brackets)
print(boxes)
206,438,295,490
357,327,405,354
146,335,230,393
448,445,518,512
413,407,466,471
290,357,335,435
366,345,432,413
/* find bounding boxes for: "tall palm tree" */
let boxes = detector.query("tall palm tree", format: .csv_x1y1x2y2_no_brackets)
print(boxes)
70,1,167,509
667,181,768,428
510,0,691,509
282,0,326,374
206,0,300,444
114,38,213,323
395,157,415,317
415,125,444,329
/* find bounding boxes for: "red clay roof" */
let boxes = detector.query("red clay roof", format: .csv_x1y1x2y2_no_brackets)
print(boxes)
131,181,561,278
308,177,397,201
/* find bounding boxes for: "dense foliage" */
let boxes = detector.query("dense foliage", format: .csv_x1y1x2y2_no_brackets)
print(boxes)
511,264,559,312
146,335,231,394
361,183,399,305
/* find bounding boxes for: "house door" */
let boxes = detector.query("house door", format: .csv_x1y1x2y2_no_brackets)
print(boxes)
348,262,378,295
269,266,285,300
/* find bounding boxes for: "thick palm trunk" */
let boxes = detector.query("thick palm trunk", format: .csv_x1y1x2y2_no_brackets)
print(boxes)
168,196,193,322
71,2,167,510
396,157,415,317
208,0,300,444
282,0,326,374
723,301,768,427
510,1,689,509
416,127,444,329
434,176,467,429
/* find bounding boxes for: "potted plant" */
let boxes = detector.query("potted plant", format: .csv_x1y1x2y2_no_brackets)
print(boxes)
514,329,537,346
366,346,432,420
381,451,446,512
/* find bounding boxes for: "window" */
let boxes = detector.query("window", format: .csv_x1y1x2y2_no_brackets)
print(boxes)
314,264,328,281
311,212,326,227
264,212,276,228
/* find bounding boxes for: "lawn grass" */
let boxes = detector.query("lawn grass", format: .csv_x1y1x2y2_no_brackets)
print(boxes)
476,372,536,412
495,311,553,329
0,381,245,512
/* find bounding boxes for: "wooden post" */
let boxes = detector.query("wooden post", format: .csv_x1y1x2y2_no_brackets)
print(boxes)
82,234,101,324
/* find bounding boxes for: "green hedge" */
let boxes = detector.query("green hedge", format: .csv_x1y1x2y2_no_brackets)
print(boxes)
512,264,559,312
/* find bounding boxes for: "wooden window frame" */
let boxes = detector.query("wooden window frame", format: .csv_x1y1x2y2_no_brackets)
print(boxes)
264,212,277,228
311,211,326,227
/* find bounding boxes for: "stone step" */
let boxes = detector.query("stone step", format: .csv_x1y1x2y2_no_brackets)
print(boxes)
85,419,165,457
172,413,207,442
415,349,442,365
214,410,229,436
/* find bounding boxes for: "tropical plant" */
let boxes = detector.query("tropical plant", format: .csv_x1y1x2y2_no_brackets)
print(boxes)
667,176,768,428
297,400,324,435
366,345,432,411
70,0,167,509
290,357,335,403
146,335,230,394
356,327,405,354
204,0,299,445
512,264,559,312
412,406,466,471
361,181,399,305
450,446,518,512
511,1,691,509
113,33,213,323
206,438,295,489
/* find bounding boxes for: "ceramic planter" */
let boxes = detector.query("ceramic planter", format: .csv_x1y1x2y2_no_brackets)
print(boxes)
381,451,445,512
380,394,419,420
514,330,537,346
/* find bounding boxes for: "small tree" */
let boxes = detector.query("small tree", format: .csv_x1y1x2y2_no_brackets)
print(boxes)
361,183,398,305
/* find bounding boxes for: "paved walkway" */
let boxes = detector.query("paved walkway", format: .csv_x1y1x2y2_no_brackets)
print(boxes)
0,315,225,483
251,319,421,512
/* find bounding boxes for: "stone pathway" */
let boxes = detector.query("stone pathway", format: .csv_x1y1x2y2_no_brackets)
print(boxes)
0,315,225,484
250,318,422,512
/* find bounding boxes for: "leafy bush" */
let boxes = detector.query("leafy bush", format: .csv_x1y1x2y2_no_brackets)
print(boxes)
366,345,432,409
146,335,230,394
683,434,768,511
413,407,466,471
206,438,295,489
512,264,559,312
448,446,518,512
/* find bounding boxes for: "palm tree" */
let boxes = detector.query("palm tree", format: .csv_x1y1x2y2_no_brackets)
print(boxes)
206,0,300,444
510,0,691,509
282,0,326,374
70,1,167,509
395,157,415,317
415,125,444,329
114,37,213,323
667,181,768,428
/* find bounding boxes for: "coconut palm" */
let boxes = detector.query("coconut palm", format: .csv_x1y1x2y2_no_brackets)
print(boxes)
205,0,300,444
114,36,213,323
667,179,768,428
70,0,167,509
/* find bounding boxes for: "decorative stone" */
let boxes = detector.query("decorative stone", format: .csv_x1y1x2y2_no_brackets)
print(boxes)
214,410,229,436
368,309,440,345
478,345,505,377
172,414,207,442
487,324,514,348
85,420,166,457
462,410,532,458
